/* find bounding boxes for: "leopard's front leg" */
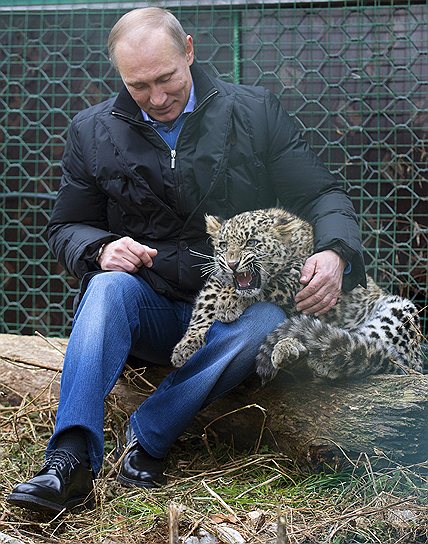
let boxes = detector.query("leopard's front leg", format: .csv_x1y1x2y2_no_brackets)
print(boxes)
171,279,230,368
215,284,253,323
171,322,211,368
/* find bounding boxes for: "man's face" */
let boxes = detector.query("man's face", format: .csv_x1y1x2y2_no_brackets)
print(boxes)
115,30,194,123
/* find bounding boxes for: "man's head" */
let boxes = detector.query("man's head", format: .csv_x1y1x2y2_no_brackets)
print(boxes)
108,8,194,123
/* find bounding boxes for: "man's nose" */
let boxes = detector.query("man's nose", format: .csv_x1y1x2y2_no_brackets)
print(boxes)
149,86,167,106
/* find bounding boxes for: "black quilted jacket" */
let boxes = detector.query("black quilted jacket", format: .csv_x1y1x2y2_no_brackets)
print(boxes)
48,62,366,303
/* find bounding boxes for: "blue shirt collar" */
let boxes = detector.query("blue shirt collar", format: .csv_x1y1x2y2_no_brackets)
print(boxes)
141,81,196,126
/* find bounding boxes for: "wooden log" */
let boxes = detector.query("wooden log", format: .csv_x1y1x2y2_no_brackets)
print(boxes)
193,373,428,468
1,333,427,468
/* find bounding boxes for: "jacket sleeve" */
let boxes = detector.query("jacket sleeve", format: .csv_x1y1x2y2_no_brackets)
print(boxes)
48,119,119,278
263,90,366,291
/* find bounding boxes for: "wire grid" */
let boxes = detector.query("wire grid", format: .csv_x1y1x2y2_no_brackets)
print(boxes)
1,1,427,337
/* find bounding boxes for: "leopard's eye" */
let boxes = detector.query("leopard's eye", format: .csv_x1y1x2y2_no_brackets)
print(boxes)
217,240,227,251
246,239,259,247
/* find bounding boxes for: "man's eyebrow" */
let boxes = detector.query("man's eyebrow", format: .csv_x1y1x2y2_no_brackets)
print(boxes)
127,80,146,87
127,69,176,88
155,69,176,81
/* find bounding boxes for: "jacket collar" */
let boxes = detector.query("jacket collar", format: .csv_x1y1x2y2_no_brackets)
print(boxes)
111,61,218,119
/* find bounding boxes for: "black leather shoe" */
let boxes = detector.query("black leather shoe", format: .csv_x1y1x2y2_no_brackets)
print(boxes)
117,425,166,488
7,449,94,514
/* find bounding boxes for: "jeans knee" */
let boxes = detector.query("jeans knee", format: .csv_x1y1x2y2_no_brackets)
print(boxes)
86,271,136,298
243,302,286,333
206,302,286,351
77,272,142,318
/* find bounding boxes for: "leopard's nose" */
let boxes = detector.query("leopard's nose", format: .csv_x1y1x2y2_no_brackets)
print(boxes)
227,260,239,271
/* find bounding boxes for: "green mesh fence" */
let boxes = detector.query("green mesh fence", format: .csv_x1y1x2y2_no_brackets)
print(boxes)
1,1,427,338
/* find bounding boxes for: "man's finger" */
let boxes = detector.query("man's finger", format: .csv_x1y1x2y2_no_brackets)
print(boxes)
299,259,316,285
127,241,158,268
296,287,329,311
299,293,338,315
295,272,328,303
98,237,157,272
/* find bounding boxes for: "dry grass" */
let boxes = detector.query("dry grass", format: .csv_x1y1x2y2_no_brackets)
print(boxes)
0,385,427,544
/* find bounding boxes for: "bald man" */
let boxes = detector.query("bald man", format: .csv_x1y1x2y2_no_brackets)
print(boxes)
8,7,365,514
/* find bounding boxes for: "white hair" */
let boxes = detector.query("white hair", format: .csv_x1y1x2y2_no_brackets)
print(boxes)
108,7,188,68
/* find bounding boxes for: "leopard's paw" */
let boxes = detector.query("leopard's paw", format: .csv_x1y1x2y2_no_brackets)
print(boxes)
170,346,187,368
271,337,307,369
255,351,278,385
216,305,243,323
256,336,308,385
171,336,204,368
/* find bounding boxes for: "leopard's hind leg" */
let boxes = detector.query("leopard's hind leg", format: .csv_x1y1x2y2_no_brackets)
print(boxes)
256,318,309,384
352,295,423,374
256,297,423,383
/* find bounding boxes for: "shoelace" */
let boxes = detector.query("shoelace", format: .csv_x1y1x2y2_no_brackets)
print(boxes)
127,427,140,449
44,449,79,479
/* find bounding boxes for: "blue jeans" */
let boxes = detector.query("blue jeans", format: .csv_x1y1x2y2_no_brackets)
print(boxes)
48,272,286,474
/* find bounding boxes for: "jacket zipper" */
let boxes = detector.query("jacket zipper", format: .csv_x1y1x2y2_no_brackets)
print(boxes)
111,90,218,172
168,90,217,168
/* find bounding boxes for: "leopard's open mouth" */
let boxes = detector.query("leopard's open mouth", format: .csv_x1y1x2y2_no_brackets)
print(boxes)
233,269,261,291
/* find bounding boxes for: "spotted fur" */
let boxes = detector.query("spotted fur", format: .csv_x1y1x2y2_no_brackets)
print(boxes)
171,208,423,383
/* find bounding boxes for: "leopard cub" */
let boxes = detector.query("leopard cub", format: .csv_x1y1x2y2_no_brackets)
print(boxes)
171,208,423,383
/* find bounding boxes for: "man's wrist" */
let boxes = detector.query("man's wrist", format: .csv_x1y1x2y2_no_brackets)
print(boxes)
325,244,352,275
96,243,106,264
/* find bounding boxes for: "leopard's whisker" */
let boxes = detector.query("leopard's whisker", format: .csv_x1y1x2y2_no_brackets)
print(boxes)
256,263,268,275
200,266,217,275
189,249,215,261
191,263,216,273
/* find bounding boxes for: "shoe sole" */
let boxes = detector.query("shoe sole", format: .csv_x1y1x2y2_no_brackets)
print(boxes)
116,473,166,489
7,492,94,514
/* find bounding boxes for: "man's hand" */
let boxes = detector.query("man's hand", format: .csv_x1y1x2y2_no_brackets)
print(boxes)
98,237,158,273
294,249,345,316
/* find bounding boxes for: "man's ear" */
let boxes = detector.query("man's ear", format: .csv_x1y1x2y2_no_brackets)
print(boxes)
205,214,223,237
185,35,194,65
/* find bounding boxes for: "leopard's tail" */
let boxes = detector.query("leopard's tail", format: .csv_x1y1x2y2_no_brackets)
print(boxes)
257,299,423,383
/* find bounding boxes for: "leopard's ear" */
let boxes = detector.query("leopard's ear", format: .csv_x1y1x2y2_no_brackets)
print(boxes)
274,214,302,239
205,214,224,237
